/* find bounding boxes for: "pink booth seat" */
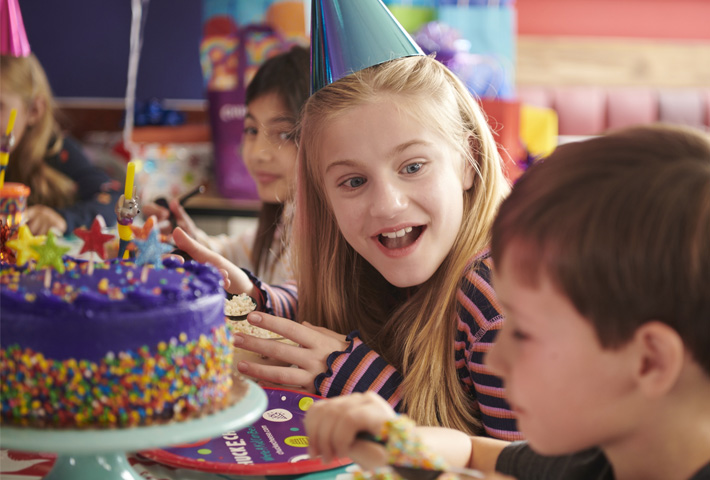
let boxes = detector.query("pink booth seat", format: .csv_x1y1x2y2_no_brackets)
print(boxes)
552,86,607,136
517,85,554,109
658,89,705,129
606,88,659,131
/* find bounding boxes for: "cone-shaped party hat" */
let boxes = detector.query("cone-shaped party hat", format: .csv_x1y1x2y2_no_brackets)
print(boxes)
0,0,30,57
311,0,424,94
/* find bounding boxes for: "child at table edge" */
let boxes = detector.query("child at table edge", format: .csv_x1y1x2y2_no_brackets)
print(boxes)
1,53,122,236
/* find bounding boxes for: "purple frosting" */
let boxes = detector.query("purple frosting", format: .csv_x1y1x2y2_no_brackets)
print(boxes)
0,258,226,362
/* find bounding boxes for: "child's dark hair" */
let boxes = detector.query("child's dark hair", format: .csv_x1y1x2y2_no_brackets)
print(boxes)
491,124,710,375
245,45,309,277
246,45,309,120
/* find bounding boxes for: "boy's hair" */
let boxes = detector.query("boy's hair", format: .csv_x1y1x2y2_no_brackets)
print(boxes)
1,53,75,208
244,45,309,278
294,55,510,434
491,124,710,375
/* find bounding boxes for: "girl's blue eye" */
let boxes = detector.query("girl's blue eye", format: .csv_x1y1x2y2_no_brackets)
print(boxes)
243,126,257,136
404,163,422,174
343,177,366,189
278,131,292,142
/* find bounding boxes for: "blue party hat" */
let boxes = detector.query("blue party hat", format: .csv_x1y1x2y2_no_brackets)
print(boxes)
311,0,424,93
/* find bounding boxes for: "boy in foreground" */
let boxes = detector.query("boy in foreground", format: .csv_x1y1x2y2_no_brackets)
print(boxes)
304,124,710,480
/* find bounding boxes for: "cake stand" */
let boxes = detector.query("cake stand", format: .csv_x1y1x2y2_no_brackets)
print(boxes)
0,380,267,480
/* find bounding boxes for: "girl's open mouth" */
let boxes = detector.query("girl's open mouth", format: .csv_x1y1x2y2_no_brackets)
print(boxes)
378,226,423,249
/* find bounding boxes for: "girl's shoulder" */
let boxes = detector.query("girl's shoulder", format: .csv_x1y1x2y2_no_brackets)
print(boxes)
458,248,501,325
462,248,493,282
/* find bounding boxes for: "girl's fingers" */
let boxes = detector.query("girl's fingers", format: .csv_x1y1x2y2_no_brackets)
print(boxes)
219,268,231,289
233,333,302,365
170,200,198,238
173,228,239,275
236,361,315,394
248,313,346,352
302,321,348,340
173,228,254,295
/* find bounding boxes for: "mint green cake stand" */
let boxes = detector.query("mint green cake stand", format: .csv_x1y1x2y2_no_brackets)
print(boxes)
0,380,267,480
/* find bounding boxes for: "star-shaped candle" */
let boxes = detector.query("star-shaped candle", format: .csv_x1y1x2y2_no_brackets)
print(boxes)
130,215,157,241
5,224,46,266
31,231,70,273
74,215,114,260
133,228,173,268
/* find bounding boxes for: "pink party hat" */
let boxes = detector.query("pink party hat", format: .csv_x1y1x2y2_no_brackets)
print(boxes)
1,0,31,57
310,0,424,93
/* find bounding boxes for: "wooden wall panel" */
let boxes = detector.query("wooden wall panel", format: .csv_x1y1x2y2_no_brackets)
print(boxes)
517,36,710,88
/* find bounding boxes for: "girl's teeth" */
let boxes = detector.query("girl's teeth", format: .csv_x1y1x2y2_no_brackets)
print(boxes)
381,226,413,239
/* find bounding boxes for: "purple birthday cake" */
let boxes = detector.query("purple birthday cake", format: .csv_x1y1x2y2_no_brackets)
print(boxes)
0,257,241,429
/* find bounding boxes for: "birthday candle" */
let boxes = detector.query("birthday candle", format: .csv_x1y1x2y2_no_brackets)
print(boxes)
0,109,18,190
124,161,135,199
117,161,136,259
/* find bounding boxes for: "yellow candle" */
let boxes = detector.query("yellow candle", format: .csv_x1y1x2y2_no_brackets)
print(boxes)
118,161,136,259
0,109,18,190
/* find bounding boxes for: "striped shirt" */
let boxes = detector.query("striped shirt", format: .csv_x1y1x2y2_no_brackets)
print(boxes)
246,251,522,441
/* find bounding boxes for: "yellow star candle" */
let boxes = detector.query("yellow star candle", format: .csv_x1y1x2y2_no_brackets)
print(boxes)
0,109,18,190
6,225,46,266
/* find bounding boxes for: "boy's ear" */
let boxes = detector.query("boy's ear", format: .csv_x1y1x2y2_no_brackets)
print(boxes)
27,96,46,127
633,321,684,397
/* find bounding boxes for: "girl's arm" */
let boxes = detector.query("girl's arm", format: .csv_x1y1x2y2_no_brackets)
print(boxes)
172,227,298,319
165,199,253,266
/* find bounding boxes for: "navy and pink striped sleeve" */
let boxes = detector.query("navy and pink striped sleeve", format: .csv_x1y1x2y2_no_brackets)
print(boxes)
242,269,298,320
314,332,404,409
244,268,404,405
457,255,522,441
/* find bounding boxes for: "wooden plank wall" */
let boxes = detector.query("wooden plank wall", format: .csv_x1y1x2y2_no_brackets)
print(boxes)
517,36,710,88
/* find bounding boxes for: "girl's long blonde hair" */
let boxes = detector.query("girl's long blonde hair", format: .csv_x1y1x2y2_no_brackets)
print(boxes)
1,54,75,208
294,55,510,434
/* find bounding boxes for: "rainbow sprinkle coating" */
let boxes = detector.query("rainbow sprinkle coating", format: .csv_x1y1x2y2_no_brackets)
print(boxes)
1,326,232,428
0,257,237,428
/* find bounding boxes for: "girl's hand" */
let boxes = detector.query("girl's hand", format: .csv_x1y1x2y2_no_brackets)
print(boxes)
168,199,200,239
304,392,395,467
172,227,255,296
233,312,349,394
26,205,67,236
140,202,172,234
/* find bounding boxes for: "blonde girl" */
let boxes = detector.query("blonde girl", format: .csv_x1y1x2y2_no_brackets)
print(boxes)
0,53,121,235
174,55,519,440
